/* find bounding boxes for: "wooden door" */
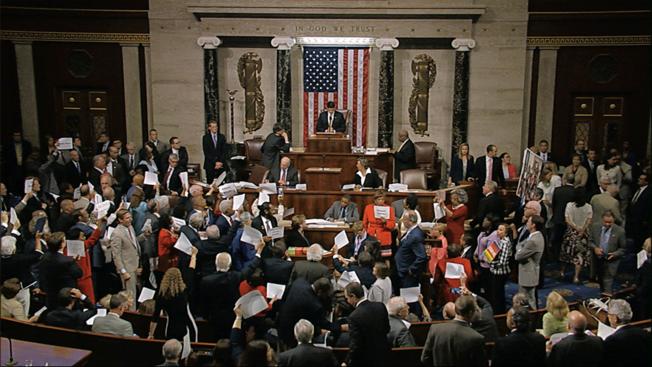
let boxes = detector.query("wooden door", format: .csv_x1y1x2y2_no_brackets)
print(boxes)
572,95,625,154
59,89,110,157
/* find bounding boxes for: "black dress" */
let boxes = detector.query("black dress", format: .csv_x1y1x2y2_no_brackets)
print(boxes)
152,268,198,341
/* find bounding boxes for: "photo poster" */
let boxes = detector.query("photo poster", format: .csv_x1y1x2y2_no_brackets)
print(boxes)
515,149,544,201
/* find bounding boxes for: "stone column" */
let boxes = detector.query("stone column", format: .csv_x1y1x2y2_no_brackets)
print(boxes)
271,37,296,140
197,36,222,129
143,44,154,130
121,44,143,145
375,38,399,148
534,47,559,145
13,41,40,147
450,38,476,158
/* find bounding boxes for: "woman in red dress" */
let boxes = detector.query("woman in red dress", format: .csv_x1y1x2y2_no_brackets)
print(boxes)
362,190,396,258
157,214,179,278
440,189,468,246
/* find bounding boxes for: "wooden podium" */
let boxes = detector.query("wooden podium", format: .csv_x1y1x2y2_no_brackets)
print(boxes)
304,167,343,191
307,133,351,153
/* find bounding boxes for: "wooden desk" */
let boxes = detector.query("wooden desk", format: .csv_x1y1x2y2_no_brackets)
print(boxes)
1,337,92,366
304,167,343,191
283,151,393,189
307,133,351,153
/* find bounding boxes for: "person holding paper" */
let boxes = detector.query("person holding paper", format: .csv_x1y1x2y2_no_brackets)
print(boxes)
230,212,260,272
110,210,145,310
148,247,199,342
91,293,134,337
252,202,278,245
15,176,46,226
333,251,375,289
603,299,651,367
63,149,87,188
343,221,381,261
159,153,185,196
632,237,651,320
38,232,83,309
323,194,360,223
1,278,38,322
216,199,235,237
362,191,395,258
202,120,228,184
432,244,474,306
353,158,384,189
66,223,106,304
43,287,97,330
262,242,294,286
588,210,626,294
394,210,426,290
285,214,310,248
439,190,468,246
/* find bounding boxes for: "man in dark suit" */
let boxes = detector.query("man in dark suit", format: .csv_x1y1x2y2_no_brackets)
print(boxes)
2,131,33,193
589,211,626,293
316,101,346,133
343,221,380,260
289,244,330,284
159,153,185,195
474,144,504,187
95,132,111,154
394,210,427,289
471,180,505,228
88,154,108,190
38,232,83,309
626,173,651,248
492,308,546,367
202,120,228,184
603,299,652,367
200,240,263,339
421,295,486,366
323,195,360,223
63,149,87,188
551,175,576,258
278,277,338,348
583,148,600,197
262,242,294,285
196,224,236,277
261,124,290,169
278,319,338,367
393,129,416,182
106,146,129,197
548,311,603,366
333,251,375,289
267,157,299,186
159,137,189,173
537,139,551,162
344,282,390,367
215,199,235,237
43,287,97,330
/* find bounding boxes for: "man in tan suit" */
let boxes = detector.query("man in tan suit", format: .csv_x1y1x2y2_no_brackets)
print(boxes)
590,184,622,225
110,210,146,310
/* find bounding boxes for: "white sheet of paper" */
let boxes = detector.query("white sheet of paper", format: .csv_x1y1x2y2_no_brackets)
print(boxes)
49,192,60,201
104,226,115,240
433,203,446,221
241,226,263,245
237,181,259,190
173,232,193,255
219,183,238,198
637,249,648,269
66,240,85,257
34,306,47,318
260,183,277,194
144,171,159,186
444,262,466,279
123,202,131,209
73,187,81,200
85,308,108,325
337,270,361,289
24,178,33,194
106,213,117,226
142,218,152,233
388,183,408,192
87,181,95,193
9,207,18,225
334,230,349,249
295,183,307,191
138,287,156,303
374,205,390,219
95,200,112,219
400,286,421,303
235,290,268,319
231,194,245,211
341,184,356,191
268,226,285,240
283,207,295,218
57,137,73,150
215,171,227,186
258,191,270,204
266,283,286,300
179,172,189,188
597,321,616,340
171,217,186,231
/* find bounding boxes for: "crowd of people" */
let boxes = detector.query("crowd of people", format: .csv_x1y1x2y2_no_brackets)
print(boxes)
1,124,651,366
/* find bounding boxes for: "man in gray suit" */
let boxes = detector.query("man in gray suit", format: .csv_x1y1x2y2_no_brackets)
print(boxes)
92,293,134,337
588,210,626,293
421,295,486,366
323,195,359,223
515,215,545,310
386,296,416,347
110,209,147,310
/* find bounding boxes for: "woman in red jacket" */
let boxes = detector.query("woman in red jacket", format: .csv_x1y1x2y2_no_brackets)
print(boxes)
440,189,469,246
362,190,395,258
65,218,105,304
157,214,179,276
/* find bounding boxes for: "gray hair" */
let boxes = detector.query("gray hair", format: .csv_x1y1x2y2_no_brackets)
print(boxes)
206,225,220,240
162,339,182,361
306,244,324,262
240,211,252,225
216,252,232,272
485,180,497,192
402,210,418,225
1,236,17,256
189,212,204,229
168,153,179,161
608,299,633,323
293,319,314,344
219,199,233,213
386,297,408,316
451,189,468,204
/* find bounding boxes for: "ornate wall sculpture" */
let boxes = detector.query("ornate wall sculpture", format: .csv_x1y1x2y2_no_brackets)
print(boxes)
237,52,265,133
408,54,437,136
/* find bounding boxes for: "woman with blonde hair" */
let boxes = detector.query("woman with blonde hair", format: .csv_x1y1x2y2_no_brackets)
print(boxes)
542,291,569,337
148,246,198,343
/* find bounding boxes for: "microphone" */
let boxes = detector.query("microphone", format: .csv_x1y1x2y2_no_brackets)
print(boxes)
6,337,16,367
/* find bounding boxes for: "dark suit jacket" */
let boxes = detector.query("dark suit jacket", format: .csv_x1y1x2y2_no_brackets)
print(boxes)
285,228,311,248
421,320,486,367
263,257,294,285
316,111,346,133
347,300,391,367
261,133,290,169
159,166,185,194
343,234,380,260
353,169,383,188
450,155,475,184
323,201,359,223
88,167,104,190
552,185,575,225
252,215,279,237
394,227,427,278
332,258,375,289
548,333,603,367
202,132,228,171
387,315,416,347
394,139,416,180
38,252,83,308
471,192,505,228
44,299,96,330
474,155,504,187
603,325,652,367
492,330,546,367
215,214,232,239
626,185,651,238
63,160,87,187
268,165,299,186
2,140,32,171
583,160,599,195
290,260,330,284
279,343,338,367
159,147,189,173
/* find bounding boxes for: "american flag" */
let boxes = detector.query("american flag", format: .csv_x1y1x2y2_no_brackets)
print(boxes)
303,47,370,147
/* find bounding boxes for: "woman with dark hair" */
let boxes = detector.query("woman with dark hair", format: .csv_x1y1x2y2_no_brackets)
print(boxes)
449,142,474,185
440,189,469,246
362,190,396,258
474,214,500,299
560,187,593,283
139,141,159,174
499,152,518,180
562,153,589,188
231,305,277,367
285,214,310,248
353,158,383,189
14,176,48,226
157,214,179,278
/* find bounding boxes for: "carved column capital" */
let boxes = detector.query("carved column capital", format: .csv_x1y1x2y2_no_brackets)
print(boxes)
197,36,222,49
374,38,399,51
451,38,476,52
271,37,296,50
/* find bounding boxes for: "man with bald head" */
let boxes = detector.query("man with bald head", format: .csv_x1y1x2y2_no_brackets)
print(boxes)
268,156,299,186
548,311,603,366
393,129,416,182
